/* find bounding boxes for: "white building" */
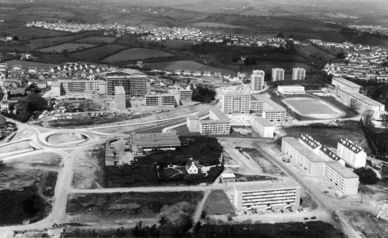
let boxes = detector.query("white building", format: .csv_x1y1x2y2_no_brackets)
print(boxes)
222,93,250,114
250,94,287,121
281,137,326,176
337,139,367,168
251,117,275,138
324,162,359,195
292,67,306,80
272,68,285,81
332,77,361,93
145,94,177,108
187,108,230,135
251,70,265,91
277,85,305,95
187,114,201,133
231,180,302,211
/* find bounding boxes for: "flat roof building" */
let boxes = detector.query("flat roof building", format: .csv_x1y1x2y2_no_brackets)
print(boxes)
251,70,265,91
114,86,127,110
337,138,367,168
250,94,287,122
221,93,250,114
106,71,147,97
277,85,305,95
272,68,285,81
292,67,306,80
131,132,181,152
252,116,275,138
232,180,302,211
324,162,359,195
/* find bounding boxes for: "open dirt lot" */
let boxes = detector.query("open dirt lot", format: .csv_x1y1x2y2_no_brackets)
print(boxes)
340,210,388,238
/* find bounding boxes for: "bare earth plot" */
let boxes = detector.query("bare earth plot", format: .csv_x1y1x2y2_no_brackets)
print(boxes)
38,43,97,53
341,210,388,238
102,48,173,63
203,190,234,215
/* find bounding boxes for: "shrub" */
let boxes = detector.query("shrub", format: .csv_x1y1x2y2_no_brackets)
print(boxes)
354,168,379,184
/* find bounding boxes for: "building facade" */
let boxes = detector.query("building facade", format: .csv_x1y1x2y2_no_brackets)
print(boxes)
337,138,367,168
251,70,265,91
292,67,306,80
277,85,305,95
250,94,287,121
232,180,302,211
145,94,177,107
222,93,250,114
106,71,147,97
324,162,359,195
272,68,285,81
114,86,127,110
251,116,275,138
58,79,106,94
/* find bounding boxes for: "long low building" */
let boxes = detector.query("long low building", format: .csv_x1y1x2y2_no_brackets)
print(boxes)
281,137,326,176
131,132,181,152
277,85,305,95
232,180,302,211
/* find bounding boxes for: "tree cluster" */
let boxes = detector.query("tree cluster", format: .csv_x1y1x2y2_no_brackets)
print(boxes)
354,167,379,185
191,84,216,103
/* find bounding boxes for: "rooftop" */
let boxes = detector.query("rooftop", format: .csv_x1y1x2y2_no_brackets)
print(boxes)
320,145,341,161
209,108,230,122
132,132,181,148
299,134,321,150
333,77,361,89
251,94,286,112
338,138,364,154
282,137,325,163
253,116,274,127
233,179,301,192
326,162,359,179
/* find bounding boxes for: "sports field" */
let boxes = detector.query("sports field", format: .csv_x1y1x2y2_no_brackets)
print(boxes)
283,97,345,119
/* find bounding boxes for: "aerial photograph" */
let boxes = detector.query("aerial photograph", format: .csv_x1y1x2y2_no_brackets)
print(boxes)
0,0,387,237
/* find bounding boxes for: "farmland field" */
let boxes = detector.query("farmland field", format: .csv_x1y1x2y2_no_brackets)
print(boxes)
101,48,173,63
28,33,93,49
2,27,69,40
38,43,97,53
69,44,128,61
146,60,232,73
76,36,116,44
190,22,244,28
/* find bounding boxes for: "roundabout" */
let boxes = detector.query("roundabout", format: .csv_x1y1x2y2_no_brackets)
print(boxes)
45,132,90,147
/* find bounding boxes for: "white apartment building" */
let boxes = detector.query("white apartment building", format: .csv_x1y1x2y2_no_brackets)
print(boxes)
277,85,305,95
114,86,127,110
332,77,385,115
281,137,326,176
145,94,177,107
337,138,367,168
272,68,285,81
251,116,275,138
250,94,287,121
187,108,230,135
222,93,250,114
251,70,265,91
292,67,306,80
232,180,302,211
324,162,359,195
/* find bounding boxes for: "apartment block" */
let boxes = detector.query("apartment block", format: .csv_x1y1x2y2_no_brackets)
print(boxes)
114,86,127,110
251,70,265,91
272,68,285,81
221,93,250,114
58,79,106,94
232,180,302,211
292,67,306,80
106,71,147,96
324,162,359,195
187,108,230,135
250,94,287,121
251,117,275,138
145,94,177,107
337,138,367,168
281,137,326,176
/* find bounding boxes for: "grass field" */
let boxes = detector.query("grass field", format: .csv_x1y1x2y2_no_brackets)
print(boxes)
3,27,69,40
76,36,117,44
203,190,234,215
28,33,93,49
146,60,232,73
283,96,345,119
69,44,128,61
38,43,97,53
190,22,244,29
101,48,174,63
283,121,369,151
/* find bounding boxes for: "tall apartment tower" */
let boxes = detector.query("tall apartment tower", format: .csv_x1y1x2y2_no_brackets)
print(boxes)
106,71,147,97
251,70,265,91
272,68,285,81
292,67,306,80
221,93,250,114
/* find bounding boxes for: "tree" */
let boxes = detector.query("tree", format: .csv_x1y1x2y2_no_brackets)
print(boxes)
354,168,379,184
191,85,216,103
